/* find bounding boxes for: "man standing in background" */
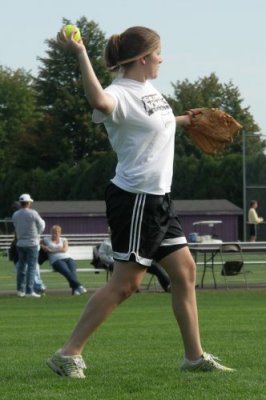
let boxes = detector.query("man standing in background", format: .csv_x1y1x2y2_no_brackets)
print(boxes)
12,193,45,297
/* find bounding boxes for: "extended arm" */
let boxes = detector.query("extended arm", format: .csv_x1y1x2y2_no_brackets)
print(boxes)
57,29,115,114
176,115,191,127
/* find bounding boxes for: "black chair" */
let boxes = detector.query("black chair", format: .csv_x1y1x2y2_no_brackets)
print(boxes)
219,243,248,289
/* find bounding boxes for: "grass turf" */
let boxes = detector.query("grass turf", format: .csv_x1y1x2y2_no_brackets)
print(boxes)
0,254,266,399
0,289,266,399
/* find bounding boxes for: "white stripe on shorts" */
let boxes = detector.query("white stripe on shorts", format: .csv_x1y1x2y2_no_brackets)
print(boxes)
112,250,151,267
161,237,187,246
129,193,146,255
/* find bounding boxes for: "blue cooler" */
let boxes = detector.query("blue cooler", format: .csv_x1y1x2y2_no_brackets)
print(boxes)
188,232,198,243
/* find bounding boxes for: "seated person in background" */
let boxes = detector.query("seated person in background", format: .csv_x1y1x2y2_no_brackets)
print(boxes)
96,236,170,292
40,225,87,296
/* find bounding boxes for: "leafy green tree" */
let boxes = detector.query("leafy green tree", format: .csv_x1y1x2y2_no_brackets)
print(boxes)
168,73,263,157
0,67,40,172
0,67,45,216
168,73,264,208
71,153,117,199
172,152,243,207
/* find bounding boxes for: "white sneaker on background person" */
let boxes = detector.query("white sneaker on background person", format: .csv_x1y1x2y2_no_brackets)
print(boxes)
25,292,41,298
17,291,25,297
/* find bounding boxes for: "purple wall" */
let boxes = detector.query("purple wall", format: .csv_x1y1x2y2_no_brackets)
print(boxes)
42,213,240,241
43,216,109,235
179,214,239,241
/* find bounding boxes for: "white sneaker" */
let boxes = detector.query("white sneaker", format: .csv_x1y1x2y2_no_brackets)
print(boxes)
35,288,46,296
180,352,235,372
25,292,41,298
47,349,87,378
17,291,25,297
78,286,87,295
73,286,87,295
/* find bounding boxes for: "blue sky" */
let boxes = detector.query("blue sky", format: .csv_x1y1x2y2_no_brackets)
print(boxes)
1,0,265,133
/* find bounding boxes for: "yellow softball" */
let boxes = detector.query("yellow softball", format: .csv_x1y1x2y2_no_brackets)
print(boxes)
63,25,81,42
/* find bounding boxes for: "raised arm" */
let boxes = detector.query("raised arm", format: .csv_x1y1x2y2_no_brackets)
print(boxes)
57,28,115,114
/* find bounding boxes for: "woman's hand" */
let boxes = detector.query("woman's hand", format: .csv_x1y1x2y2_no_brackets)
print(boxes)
57,28,86,56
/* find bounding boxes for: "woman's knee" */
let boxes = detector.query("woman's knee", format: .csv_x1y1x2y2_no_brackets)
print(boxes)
110,280,139,303
109,262,145,301
185,259,197,282
166,258,197,289
161,247,196,283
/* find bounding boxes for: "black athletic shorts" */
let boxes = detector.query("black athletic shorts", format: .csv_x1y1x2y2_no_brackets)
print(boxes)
249,224,256,237
105,182,187,267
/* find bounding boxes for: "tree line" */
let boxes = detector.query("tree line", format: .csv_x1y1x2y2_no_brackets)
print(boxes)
0,16,265,219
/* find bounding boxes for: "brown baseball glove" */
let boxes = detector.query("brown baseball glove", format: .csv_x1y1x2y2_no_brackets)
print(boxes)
183,108,242,154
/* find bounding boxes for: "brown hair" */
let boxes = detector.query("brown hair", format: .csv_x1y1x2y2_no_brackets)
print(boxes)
250,200,257,207
104,26,160,71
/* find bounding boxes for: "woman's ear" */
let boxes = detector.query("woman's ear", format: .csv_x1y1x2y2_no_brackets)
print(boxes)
140,56,146,65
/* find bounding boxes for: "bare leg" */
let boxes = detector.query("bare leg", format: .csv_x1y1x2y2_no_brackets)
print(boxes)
160,247,203,361
61,261,146,356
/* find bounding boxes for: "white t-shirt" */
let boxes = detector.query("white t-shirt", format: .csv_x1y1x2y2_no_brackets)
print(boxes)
43,236,71,265
92,78,176,195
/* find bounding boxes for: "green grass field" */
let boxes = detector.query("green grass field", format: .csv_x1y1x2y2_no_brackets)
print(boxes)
0,255,266,399
1,290,266,399
1,251,266,292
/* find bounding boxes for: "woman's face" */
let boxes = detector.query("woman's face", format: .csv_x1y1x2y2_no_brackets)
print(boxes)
52,228,61,239
144,45,162,80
